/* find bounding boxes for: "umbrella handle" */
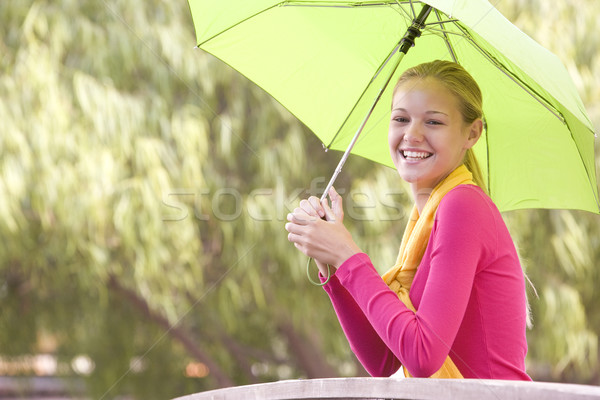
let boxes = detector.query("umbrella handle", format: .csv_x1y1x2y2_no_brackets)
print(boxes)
306,257,331,286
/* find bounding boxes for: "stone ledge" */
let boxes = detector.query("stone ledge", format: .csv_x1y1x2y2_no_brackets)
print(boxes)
173,377,600,400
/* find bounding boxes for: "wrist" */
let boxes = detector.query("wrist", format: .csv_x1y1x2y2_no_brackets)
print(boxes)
335,244,362,269
316,260,336,276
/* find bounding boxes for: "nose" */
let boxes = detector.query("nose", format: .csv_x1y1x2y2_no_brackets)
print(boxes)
403,123,424,143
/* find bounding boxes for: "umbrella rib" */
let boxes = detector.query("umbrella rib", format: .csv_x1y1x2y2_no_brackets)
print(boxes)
324,41,403,149
281,1,406,7
196,4,280,47
452,23,566,124
433,9,458,63
193,0,421,43
409,12,494,195
408,0,416,19
432,10,490,192
393,1,414,21
423,27,466,36
425,18,459,26
369,43,404,87
433,8,491,194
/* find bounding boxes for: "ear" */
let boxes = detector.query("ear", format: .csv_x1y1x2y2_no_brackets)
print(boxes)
464,118,483,149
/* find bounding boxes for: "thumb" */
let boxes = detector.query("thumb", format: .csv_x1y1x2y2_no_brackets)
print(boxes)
329,187,344,222
321,197,336,222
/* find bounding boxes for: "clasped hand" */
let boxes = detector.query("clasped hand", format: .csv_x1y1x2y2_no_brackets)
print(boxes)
285,187,361,275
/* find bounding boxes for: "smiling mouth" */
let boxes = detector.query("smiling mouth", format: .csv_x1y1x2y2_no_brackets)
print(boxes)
401,150,433,161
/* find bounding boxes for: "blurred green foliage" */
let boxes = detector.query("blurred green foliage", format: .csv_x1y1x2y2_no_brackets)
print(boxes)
0,0,599,398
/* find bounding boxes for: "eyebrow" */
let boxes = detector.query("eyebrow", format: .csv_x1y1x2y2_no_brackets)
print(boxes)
391,107,449,116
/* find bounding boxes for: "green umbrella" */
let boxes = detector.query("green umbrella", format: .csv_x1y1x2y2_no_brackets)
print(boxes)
187,0,599,214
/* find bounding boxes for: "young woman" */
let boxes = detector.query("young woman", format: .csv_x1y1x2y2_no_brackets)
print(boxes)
285,60,531,380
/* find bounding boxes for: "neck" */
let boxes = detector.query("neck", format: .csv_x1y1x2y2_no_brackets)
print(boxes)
410,167,461,213
412,186,433,214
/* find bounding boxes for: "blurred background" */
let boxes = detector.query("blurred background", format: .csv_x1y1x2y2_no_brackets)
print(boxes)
0,0,599,399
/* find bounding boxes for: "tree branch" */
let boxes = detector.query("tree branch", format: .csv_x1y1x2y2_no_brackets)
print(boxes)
278,319,338,378
106,275,234,388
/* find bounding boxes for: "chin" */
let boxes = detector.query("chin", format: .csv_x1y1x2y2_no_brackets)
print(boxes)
396,170,419,184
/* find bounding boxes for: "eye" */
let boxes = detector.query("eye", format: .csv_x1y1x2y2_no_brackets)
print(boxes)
393,116,409,123
426,120,443,125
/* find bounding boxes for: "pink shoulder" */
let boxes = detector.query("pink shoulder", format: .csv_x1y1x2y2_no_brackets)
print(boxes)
438,185,498,220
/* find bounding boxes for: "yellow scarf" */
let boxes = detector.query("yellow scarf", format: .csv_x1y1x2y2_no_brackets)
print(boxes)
381,165,475,379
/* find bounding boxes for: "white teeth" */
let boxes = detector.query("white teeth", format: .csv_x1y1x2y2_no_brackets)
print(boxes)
402,150,431,159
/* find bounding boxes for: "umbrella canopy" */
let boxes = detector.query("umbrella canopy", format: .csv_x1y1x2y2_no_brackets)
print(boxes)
187,0,599,213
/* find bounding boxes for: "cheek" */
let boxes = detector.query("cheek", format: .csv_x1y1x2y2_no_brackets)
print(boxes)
388,126,400,148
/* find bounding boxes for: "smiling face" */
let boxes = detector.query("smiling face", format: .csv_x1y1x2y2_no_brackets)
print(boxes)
389,77,481,195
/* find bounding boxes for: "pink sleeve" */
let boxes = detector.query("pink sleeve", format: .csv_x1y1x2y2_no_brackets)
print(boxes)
322,273,402,377
327,189,489,377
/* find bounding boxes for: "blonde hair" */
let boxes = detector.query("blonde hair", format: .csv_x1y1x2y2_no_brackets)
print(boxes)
394,60,487,193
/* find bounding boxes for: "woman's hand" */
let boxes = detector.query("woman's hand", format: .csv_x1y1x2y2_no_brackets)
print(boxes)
285,187,361,272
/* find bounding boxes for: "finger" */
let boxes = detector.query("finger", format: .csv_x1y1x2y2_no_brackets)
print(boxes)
290,207,314,224
329,186,344,221
284,222,292,233
299,199,321,218
286,212,313,226
293,242,308,255
329,186,339,201
292,241,310,257
285,221,306,235
321,198,336,222
308,196,325,218
287,231,304,244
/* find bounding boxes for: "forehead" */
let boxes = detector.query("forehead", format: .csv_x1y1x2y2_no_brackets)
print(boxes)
392,77,460,112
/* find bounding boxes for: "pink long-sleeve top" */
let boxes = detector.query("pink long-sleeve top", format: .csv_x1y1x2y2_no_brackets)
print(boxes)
322,185,531,380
